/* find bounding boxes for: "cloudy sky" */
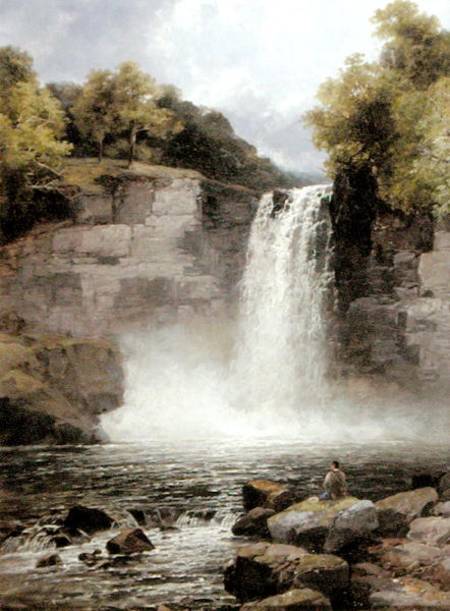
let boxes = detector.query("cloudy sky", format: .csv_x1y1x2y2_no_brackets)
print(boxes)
0,0,449,172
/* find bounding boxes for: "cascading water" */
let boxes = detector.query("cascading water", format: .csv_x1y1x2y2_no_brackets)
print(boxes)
101,185,335,440
230,185,333,414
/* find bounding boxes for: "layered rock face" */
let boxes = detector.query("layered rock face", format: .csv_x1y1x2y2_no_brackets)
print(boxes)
0,332,123,444
0,164,257,337
338,204,450,397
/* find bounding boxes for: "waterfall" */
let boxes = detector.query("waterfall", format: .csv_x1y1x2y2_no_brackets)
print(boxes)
101,185,335,440
231,185,334,414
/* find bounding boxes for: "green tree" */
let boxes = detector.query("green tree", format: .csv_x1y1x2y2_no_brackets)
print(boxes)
113,62,181,167
373,0,450,88
414,77,450,217
0,46,35,91
72,70,116,162
305,2,450,216
0,47,72,241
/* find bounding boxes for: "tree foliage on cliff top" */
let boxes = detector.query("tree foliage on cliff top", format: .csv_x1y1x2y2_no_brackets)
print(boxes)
304,0,450,217
0,46,72,242
50,67,299,192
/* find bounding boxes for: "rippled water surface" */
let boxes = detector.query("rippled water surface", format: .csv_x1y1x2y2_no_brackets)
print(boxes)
0,440,449,609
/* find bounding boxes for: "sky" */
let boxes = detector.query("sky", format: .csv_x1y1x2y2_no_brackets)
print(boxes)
0,0,449,173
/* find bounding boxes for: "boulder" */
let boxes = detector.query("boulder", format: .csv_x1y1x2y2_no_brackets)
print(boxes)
224,542,348,603
411,472,443,490
375,487,438,536
267,496,359,551
434,558,450,590
239,587,331,610
380,541,442,571
106,528,154,554
64,505,114,534
36,553,62,568
350,562,391,609
232,507,276,538
324,500,378,553
433,502,450,517
369,576,450,608
407,517,450,546
438,472,450,496
50,534,72,548
128,508,146,526
0,520,24,544
243,480,293,512
79,549,103,566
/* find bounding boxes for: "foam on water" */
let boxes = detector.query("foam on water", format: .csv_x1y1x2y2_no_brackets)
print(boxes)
101,185,447,442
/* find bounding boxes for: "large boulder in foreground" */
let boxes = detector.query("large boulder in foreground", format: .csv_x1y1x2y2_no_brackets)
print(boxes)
64,505,114,534
240,587,331,610
232,507,275,538
324,500,379,553
267,496,360,551
375,487,438,536
106,528,154,554
224,542,348,603
243,480,293,512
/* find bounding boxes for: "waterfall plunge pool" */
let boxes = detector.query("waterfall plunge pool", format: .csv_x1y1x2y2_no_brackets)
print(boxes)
0,440,449,609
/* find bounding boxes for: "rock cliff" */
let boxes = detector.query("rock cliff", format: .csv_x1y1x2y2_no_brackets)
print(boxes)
0,332,123,444
333,175,450,399
0,161,257,337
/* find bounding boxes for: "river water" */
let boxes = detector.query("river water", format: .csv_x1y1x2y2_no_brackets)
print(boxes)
1,440,449,609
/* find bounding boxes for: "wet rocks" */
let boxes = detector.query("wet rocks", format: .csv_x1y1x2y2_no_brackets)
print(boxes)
375,487,438,537
64,505,114,535
232,507,276,538
267,496,359,551
243,480,293,513
407,517,450,546
224,542,348,603
239,587,332,610
79,549,103,566
106,528,154,554
36,553,62,568
128,508,147,526
0,520,24,545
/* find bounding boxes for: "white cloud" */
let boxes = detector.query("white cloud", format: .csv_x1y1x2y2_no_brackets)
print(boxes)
1,0,449,171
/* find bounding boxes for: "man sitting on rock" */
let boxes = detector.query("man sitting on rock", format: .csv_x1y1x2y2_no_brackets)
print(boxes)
320,460,347,500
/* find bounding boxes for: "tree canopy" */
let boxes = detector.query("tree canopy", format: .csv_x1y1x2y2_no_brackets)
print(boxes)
305,0,450,217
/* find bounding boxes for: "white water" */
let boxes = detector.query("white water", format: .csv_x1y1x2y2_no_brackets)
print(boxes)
102,185,342,440
101,185,442,442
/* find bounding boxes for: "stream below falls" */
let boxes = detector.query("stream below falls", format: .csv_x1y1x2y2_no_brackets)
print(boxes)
0,439,449,609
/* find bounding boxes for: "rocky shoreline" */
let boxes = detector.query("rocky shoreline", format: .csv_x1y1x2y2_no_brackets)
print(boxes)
225,475,450,609
1,469,449,609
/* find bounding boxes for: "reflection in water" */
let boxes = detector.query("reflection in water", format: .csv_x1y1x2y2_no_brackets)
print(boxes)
0,440,449,609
